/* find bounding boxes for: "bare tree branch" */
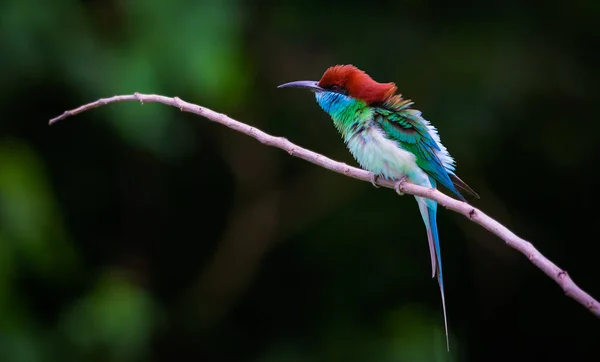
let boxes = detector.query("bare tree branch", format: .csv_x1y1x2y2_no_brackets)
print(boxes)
49,92,600,318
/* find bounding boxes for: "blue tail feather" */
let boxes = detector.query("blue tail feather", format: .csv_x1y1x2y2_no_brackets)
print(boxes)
416,178,450,351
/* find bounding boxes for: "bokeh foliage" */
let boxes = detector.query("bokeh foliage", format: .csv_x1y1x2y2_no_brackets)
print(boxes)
1,0,599,361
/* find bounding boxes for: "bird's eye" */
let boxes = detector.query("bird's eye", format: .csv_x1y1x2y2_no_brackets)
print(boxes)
331,85,340,92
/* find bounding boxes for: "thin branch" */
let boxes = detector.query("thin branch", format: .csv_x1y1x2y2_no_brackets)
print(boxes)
49,93,600,318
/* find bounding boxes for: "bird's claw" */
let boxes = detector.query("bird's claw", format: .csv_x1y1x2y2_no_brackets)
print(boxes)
394,176,408,196
370,174,380,188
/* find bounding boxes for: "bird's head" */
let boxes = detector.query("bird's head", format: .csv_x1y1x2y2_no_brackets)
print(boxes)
277,64,397,105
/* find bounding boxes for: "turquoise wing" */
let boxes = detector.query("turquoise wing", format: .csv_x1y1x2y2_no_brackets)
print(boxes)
373,106,468,200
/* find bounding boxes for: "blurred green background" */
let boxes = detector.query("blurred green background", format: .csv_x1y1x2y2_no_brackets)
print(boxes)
1,0,599,361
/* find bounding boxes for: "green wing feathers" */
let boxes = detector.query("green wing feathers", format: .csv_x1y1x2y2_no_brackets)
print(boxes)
373,103,479,200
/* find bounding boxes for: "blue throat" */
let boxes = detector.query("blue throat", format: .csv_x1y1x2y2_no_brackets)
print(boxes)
315,91,361,116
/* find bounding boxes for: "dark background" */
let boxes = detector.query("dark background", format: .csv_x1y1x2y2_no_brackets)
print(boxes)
1,0,599,361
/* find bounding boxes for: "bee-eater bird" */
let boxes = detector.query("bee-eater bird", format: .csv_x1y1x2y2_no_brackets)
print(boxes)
278,64,479,350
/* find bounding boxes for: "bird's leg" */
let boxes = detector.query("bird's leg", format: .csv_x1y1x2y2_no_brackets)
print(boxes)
370,173,380,188
394,175,408,196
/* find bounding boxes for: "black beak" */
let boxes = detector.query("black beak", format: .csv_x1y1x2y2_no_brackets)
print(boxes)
277,80,324,92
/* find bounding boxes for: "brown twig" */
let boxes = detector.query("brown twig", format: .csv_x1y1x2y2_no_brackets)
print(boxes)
49,92,600,318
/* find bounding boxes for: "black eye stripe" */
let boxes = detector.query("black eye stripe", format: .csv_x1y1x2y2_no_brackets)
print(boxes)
326,84,347,95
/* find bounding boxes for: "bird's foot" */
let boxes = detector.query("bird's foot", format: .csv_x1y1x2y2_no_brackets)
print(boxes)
370,174,380,188
394,176,408,196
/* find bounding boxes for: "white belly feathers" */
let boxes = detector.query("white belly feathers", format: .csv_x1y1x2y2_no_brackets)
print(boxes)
346,126,429,185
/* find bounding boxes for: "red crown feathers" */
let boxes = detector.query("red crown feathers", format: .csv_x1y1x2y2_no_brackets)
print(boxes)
317,65,397,105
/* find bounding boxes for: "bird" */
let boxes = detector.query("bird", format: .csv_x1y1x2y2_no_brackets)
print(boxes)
278,64,479,350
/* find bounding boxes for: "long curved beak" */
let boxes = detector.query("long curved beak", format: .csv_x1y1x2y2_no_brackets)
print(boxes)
277,80,323,92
